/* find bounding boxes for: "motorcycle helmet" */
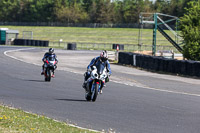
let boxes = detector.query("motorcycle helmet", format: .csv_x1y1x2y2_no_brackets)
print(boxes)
100,50,108,62
49,48,54,54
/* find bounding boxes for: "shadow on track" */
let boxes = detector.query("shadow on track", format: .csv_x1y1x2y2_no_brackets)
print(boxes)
56,98,87,102
24,79,45,82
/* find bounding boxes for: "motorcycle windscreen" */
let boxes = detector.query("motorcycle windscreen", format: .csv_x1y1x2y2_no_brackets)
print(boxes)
96,62,105,75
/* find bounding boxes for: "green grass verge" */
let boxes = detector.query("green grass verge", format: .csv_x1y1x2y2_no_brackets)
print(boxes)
0,25,183,52
0,26,140,44
0,105,97,133
0,25,181,46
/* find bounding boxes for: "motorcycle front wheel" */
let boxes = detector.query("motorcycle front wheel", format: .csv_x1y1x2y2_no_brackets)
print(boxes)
91,83,99,102
45,69,51,82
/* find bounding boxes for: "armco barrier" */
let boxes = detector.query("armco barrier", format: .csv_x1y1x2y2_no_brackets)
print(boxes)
118,52,200,77
14,39,49,47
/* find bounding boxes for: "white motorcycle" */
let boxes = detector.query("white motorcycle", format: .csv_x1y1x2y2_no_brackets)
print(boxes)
85,63,108,102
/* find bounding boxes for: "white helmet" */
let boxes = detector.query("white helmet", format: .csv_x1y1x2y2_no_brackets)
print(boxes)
100,50,108,62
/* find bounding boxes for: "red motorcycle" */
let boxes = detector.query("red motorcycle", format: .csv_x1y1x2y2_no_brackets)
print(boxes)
44,55,57,82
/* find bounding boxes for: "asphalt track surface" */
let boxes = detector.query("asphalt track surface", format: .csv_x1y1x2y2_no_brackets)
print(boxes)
1,46,200,133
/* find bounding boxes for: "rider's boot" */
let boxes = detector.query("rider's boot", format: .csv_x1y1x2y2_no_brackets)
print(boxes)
82,81,87,89
52,72,55,78
99,86,103,94
99,82,106,94
82,72,88,89
41,69,44,75
85,82,90,94
41,65,44,75
99,89,103,94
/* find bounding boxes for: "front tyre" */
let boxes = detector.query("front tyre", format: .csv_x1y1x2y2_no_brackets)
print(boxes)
91,83,99,102
45,69,51,82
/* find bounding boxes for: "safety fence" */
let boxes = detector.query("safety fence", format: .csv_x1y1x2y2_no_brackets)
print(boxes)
0,22,142,28
50,42,179,53
118,52,200,77
12,39,180,53
0,22,176,29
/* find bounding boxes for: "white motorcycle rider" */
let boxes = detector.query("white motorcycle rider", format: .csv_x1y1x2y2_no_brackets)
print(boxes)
83,51,111,101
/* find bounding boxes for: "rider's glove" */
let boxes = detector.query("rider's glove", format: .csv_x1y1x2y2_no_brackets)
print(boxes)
87,67,92,72
107,72,111,77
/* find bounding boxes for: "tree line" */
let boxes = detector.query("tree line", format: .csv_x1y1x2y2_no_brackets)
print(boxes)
0,0,192,24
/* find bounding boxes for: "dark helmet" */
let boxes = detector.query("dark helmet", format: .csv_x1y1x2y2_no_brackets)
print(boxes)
100,50,108,62
49,48,54,54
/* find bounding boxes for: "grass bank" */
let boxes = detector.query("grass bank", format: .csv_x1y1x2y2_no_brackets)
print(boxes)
0,25,175,46
0,25,182,52
0,105,97,133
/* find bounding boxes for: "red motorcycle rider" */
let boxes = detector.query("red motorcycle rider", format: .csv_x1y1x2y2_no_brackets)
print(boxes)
41,48,58,77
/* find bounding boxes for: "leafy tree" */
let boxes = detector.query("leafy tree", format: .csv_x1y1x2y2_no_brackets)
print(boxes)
98,0,115,23
34,0,55,22
123,0,138,23
16,0,55,22
0,0,20,21
68,2,89,23
88,1,98,23
113,0,124,23
180,1,200,60
142,0,154,13
82,0,93,12
89,0,115,23
55,1,88,23
0,0,194,24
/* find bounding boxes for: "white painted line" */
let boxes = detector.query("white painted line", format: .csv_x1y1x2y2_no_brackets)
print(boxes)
4,48,40,66
143,86,200,97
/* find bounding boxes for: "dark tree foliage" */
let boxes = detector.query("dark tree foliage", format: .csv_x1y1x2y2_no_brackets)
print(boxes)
0,0,192,23
180,1,200,61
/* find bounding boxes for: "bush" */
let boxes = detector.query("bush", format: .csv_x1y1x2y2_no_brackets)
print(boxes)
180,1,200,61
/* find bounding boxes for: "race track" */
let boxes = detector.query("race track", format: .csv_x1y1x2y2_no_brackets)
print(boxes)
1,46,200,133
